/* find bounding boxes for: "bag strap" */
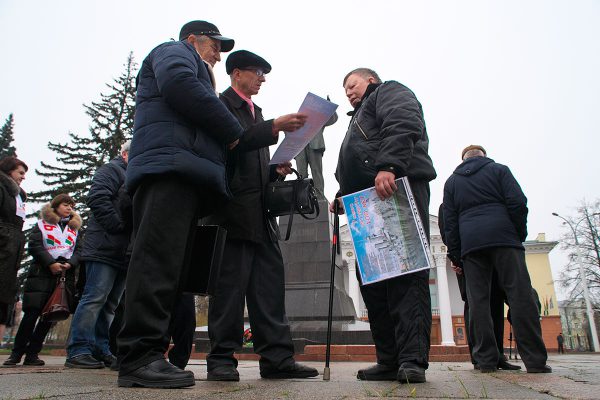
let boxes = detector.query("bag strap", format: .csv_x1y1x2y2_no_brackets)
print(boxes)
283,180,298,241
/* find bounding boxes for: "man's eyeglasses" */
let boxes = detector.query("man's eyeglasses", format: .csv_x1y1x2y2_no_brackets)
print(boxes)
242,69,265,77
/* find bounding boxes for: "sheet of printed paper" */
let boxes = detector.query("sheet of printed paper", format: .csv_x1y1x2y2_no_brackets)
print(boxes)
341,177,433,285
269,92,338,165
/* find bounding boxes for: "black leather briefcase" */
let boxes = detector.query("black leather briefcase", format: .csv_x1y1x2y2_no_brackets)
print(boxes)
183,224,227,296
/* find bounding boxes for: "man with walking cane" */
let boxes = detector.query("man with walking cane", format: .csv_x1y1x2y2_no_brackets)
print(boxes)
331,68,436,383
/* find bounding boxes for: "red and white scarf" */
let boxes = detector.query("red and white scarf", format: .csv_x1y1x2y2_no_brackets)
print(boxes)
37,219,78,259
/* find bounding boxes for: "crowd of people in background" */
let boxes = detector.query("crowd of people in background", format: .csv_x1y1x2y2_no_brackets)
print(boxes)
0,18,552,389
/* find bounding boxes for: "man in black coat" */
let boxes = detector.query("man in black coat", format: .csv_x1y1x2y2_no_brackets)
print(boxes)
116,20,244,389
65,141,130,370
333,68,436,383
204,50,317,381
442,145,550,373
437,204,520,371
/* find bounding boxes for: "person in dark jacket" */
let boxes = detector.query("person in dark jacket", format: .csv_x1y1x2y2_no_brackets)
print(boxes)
437,204,520,371
332,68,436,383
205,50,317,381
3,194,81,366
442,144,550,373
557,332,565,354
65,141,131,370
0,156,28,324
117,20,244,389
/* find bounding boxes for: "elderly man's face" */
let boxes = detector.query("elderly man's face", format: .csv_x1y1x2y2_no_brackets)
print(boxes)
195,36,222,67
344,73,374,108
235,68,266,98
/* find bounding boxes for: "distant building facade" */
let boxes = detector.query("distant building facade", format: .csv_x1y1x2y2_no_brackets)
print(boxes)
558,299,600,352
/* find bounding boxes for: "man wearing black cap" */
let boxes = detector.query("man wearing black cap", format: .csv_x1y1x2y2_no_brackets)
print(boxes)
442,145,550,374
203,50,318,381
116,20,243,389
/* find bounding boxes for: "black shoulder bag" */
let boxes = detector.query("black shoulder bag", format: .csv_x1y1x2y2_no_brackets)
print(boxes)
265,168,319,240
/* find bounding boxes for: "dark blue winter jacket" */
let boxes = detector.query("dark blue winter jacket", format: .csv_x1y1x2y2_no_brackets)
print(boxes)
442,156,528,266
82,156,129,269
126,40,243,198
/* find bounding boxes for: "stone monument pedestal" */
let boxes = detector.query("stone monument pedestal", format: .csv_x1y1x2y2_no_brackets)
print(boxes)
279,198,373,348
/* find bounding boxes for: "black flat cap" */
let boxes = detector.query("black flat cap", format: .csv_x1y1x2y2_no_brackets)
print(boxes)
179,20,234,52
226,50,272,75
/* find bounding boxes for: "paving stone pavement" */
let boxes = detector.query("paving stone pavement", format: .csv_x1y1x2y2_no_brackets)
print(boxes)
0,354,598,399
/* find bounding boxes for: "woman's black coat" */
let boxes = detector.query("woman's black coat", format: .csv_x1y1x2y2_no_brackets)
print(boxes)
0,171,26,308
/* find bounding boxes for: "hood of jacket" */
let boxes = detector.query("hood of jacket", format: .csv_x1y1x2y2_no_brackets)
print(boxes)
40,203,82,231
453,156,494,177
0,170,26,200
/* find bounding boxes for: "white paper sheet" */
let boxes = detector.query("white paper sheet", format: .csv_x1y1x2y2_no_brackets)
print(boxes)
269,92,338,165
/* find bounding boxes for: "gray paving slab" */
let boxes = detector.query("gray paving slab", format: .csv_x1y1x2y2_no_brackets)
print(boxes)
0,354,597,399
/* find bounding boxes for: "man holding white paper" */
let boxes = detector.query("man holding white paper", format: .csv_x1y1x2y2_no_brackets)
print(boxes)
204,50,318,381
332,68,436,383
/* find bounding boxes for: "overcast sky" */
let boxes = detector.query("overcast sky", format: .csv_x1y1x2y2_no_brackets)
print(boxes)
1,0,598,299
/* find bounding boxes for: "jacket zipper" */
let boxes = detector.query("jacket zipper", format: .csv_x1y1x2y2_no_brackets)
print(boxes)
354,119,368,139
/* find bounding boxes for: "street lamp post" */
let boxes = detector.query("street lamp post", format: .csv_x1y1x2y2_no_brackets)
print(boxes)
552,212,600,352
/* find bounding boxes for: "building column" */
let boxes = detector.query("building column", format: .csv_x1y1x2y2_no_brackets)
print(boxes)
347,258,361,317
437,259,456,346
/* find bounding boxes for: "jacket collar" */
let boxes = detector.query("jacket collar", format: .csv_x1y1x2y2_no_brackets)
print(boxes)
347,82,382,116
453,156,494,176
221,86,262,113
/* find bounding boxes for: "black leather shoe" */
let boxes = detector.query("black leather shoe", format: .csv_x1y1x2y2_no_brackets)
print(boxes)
95,353,117,368
207,365,240,381
23,355,45,366
527,365,552,373
118,359,195,388
497,359,521,370
480,366,498,373
110,358,120,371
2,355,22,366
397,363,426,383
65,354,104,369
473,364,480,370
357,364,398,381
260,362,318,379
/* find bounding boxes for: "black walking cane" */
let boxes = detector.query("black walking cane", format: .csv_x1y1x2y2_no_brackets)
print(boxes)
324,199,341,381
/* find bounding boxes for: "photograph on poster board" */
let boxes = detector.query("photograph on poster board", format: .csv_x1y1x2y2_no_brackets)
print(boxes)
341,177,432,285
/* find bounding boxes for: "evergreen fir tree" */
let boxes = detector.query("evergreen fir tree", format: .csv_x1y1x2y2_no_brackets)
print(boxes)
0,113,17,158
28,52,137,218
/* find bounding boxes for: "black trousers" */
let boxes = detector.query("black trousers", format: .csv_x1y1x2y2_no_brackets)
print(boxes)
117,178,211,375
11,308,53,358
456,271,506,364
463,247,547,369
359,179,432,368
207,239,294,371
167,293,196,369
